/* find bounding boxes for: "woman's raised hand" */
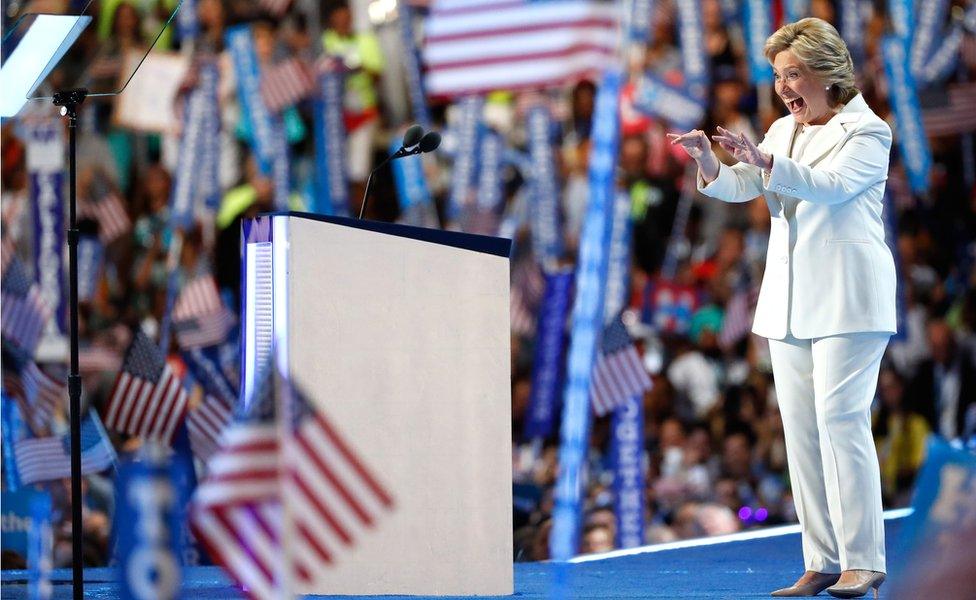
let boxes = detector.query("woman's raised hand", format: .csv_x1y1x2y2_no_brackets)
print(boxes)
667,129,712,160
668,129,720,182
711,126,773,171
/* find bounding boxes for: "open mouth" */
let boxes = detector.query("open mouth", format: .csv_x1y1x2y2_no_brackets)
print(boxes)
784,96,806,113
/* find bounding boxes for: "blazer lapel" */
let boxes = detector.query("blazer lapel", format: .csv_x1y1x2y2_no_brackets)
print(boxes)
763,119,794,160
799,95,868,167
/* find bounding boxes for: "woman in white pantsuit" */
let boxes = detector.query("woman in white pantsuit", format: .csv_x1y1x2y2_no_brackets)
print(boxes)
669,19,894,599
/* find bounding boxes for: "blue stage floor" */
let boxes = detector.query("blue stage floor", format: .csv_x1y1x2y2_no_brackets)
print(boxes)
2,515,907,599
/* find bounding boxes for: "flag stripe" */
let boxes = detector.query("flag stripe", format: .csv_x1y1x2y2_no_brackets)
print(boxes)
424,0,619,97
294,431,375,525
311,414,395,508
13,415,115,484
428,41,616,70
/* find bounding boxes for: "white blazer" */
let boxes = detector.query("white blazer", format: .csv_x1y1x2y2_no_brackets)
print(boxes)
698,94,897,340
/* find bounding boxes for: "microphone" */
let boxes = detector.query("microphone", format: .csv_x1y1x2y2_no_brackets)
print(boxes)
417,131,441,153
402,124,424,148
358,124,440,219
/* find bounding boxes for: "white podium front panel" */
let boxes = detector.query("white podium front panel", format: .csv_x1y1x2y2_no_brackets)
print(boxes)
243,213,513,595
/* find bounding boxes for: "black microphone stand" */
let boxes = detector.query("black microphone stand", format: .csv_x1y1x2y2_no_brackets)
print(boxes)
358,146,420,219
51,87,88,600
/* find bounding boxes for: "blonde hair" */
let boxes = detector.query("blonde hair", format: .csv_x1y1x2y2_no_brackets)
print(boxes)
764,18,858,106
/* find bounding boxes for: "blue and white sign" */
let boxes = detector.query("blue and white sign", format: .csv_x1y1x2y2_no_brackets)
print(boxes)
271,118,290,211
198,62,222,212
611,395,645,549
881,35,932,194
169,82,208,230
25,120,66,335
398,2,432,129
27,492,53,600
919,22,964,86
675,0,709,99
175,0,198,41
114,458,184,600
313,66,349,216
891,439,976,586
525,270,574,440
743,0,774,85
838,0,866,65
447,96,483,224
526,106,563,265
625,0,654,43
784,0,810,23
910,0,948,80
226,26,276,174
550,68,623,561
1,395,24,490
633,73,705,131
887,0,915,42
476,130,505,214
1,489,50,556
603,191,634,323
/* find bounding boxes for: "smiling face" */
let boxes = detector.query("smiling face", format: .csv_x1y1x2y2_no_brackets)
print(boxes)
773,50,834,125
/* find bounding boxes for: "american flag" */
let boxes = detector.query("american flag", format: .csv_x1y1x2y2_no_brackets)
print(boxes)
192,360,395,598
78,191,131,244
79,345,123,374
280,380,396,587
922,82,976,137
103,331,189,445
1,258,52,355
172,275,236,350
191,366,282,599
590,316,652,417
423,0,619,98
183,345,240,407
2,343,64,435
187,394,234,463
718,285,759,350
260,58,317,114
13,411,116,485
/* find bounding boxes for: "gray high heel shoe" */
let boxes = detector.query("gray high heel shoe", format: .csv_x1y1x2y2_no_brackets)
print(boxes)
826,570,885,599
771,571,841,596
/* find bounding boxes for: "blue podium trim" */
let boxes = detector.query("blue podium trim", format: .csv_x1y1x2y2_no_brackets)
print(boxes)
243,211,512,258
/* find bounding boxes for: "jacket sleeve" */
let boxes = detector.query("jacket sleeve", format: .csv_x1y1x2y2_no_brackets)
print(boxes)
763,119,892,205
696,161,764,204
696,127,778,204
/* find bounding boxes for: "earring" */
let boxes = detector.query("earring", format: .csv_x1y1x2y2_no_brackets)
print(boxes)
825,85,830,91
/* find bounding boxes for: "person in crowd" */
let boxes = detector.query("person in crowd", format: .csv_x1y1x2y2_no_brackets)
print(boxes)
908,318,976,440
322,3,385,200
873,367,929,506
670,18,895,597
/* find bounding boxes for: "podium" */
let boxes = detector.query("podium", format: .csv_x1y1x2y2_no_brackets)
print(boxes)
240,212,514,595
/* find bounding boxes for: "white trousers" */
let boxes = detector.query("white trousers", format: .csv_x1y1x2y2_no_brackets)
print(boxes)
768,332,890,574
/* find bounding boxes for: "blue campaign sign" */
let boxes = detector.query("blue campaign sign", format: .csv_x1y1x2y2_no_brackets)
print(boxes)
113,459,184,600
890,438,976,593
1,489,51,556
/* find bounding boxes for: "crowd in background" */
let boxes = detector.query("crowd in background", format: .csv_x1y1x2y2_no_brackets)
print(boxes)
1,0,975,569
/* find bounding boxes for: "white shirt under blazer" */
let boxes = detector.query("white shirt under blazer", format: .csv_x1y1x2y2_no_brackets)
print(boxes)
698,94,897,340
